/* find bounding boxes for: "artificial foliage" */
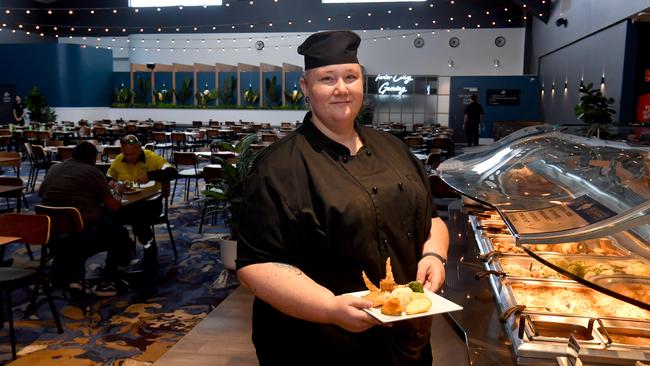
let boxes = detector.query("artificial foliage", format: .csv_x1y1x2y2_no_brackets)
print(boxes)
574,82,617,138
25,86,57,123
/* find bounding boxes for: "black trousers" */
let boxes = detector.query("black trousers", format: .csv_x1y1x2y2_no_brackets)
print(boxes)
50,217,135,285
114,196,163,244
465,123,480,146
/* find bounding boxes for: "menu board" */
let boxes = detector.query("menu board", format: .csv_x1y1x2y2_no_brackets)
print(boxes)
487,89,520,106
504,195,616,234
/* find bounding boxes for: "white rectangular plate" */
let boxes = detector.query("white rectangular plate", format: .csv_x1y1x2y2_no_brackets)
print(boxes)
347,289,463,323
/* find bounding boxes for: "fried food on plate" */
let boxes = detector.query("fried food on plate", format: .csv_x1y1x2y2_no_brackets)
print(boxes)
360,257,432,316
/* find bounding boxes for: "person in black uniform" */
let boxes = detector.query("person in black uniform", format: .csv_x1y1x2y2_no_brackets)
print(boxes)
12,95,25,126
463,94,484,146
236,30,450,366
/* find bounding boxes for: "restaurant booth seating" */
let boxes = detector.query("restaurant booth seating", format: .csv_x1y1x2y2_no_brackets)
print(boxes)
0,213,63,359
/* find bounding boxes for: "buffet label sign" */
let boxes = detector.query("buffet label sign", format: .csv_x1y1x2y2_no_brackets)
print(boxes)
504,195,615,234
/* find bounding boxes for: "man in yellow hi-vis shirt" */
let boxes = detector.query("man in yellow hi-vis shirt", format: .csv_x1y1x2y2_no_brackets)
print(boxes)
107,135,177,272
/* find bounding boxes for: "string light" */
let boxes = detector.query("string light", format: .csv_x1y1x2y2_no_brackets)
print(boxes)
0,1,543,39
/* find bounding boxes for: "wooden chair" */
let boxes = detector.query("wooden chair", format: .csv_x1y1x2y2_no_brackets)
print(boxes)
0,177,28,213
172,152,203,204
0,151,21,177
170,132,197,152
28,145,54,192
152,131,172,158
199,165,224,233
102,145,122,159
57,146,74,161
147,181,177,259
33,205,90,305
0,213,63,359
404,135,425,153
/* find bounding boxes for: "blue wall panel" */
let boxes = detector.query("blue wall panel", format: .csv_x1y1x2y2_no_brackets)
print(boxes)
197,72,216,92
0,43,112,107
449,75,542,140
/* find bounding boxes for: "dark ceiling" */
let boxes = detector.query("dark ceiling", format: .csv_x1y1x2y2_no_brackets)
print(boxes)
1,0,552,38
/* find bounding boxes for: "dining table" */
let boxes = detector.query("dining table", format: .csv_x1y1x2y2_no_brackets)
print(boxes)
117,185,162,206
0,236,21,246
0,156,21,167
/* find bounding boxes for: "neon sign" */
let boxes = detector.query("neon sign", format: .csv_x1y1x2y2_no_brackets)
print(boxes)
375,74,414,95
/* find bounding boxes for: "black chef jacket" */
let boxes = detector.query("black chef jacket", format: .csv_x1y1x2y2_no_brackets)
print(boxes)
237,112,436,366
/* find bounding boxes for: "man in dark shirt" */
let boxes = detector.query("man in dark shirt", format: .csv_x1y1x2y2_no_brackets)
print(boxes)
464,94,484,146
39,142,134,296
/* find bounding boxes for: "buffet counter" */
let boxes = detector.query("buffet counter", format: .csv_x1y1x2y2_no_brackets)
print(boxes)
438,125,650,365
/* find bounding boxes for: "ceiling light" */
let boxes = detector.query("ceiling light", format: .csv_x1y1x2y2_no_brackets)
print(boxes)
48,10,52,14
68,10,73,14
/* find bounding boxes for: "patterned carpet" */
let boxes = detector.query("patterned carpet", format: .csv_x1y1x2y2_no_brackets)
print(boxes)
0,160,239,365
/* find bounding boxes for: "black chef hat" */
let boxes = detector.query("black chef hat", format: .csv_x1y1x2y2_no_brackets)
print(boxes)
297,30,361,70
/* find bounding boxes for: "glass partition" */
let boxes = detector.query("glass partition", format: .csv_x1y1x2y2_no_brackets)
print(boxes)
439,125,650,310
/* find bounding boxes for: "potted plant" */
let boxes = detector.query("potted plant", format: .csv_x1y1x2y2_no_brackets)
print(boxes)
204,133,259,269
574,82,617,138
173,77,193,105
25,86,57,123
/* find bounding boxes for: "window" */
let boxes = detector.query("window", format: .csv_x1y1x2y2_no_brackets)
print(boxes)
365,75,438,128
129,0,222,7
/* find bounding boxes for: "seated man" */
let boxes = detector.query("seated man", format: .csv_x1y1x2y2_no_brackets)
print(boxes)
107,135,177,271
39,142,134,296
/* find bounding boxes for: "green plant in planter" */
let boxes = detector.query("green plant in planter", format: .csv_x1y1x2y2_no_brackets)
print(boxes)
25,86,57,123
113,83,134,105
219,75,237,106
284,87,304,106
153,84,172,105
243,85,259,106
265,76,281,106
195,84,219,108
574,82,617,138
135,76,151,104
204,134,259,239
173,77,194,105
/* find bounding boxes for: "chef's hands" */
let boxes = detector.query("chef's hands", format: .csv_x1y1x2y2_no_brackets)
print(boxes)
327,294,384,333
416,256,446,292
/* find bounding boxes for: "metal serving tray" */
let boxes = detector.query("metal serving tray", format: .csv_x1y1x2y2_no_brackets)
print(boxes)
500,279,650,320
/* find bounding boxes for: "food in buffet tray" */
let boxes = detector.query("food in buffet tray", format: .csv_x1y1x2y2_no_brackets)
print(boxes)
509,282,650,320
532,321,594,341
500,260,568,280
501,165,564,197
548,258,650,279
485,234,626,256
604,282,650,304
361,258,432,316
597,327,650,347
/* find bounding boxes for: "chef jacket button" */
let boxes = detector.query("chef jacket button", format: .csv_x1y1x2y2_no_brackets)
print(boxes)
372,186,378,194
342,156,348,163
398,182,404,191
366,150,372,156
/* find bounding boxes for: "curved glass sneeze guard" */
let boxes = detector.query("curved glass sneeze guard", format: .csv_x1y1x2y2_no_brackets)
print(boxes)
439,125,650,310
